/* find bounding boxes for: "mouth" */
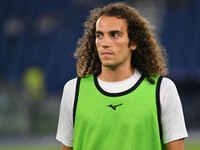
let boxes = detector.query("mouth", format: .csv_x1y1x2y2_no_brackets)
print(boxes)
101,51,113,56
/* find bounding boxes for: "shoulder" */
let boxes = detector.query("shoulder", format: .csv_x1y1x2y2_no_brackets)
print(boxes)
61,77,78,105
160,77,177,90
63,77,78,91
63,75,94,92
159,76,180,107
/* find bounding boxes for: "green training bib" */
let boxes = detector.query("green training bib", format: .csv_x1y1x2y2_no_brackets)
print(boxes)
73,75,165,150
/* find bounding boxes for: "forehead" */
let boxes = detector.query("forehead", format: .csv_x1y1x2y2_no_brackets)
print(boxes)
96,16,128,32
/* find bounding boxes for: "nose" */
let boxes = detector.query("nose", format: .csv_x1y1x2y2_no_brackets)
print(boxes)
101,35,110,48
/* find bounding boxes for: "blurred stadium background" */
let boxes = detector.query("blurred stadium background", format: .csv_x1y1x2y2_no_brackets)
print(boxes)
0,0,199,149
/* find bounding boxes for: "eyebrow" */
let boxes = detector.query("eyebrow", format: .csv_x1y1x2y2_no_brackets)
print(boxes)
109,30,123,35
95,30,123,35
95,31,103,34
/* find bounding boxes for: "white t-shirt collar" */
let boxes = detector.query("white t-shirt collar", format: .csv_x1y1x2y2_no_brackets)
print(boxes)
97,68,142,93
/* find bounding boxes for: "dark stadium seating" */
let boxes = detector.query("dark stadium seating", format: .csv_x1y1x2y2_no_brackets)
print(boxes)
0,0,200,92
160,0,200,82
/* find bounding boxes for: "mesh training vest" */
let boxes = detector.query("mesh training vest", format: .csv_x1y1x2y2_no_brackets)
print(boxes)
73,75,165,150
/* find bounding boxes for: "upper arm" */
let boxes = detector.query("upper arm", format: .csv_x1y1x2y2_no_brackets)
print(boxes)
56,78,77,147
160,78,188,143
165,139,185,150
61,144,73,150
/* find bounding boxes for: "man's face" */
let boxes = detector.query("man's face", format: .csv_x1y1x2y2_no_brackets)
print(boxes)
95,16,136,70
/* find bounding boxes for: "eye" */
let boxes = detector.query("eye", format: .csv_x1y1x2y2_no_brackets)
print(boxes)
96,33,103,39
112,32,120,38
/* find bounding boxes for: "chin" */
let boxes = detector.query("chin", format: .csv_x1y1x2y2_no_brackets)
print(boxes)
102,63,117,69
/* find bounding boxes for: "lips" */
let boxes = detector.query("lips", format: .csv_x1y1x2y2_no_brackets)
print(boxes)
101,51,113,56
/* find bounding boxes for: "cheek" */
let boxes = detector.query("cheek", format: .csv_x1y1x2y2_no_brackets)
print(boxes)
115,39,129,49
95,39,100,48
95,40,101,54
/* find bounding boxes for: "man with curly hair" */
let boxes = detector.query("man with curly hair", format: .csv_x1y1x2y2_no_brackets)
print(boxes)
56,2,188,150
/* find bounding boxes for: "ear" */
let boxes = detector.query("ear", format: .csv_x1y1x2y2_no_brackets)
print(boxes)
130,42,136,51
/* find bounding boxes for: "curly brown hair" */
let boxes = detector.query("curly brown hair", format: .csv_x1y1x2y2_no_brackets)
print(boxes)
74,2,168,83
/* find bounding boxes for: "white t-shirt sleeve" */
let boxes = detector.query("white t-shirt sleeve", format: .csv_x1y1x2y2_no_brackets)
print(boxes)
56,78,77,147
160,77,188,144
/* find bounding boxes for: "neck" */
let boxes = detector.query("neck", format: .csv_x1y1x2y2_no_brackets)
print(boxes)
98,65,135,82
